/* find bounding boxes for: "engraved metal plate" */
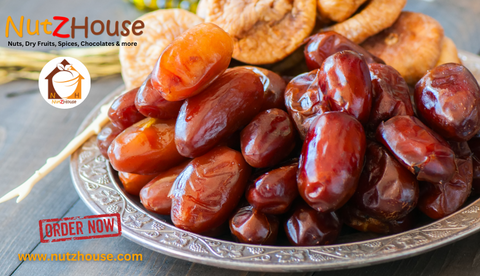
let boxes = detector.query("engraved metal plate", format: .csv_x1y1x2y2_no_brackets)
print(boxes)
70,51,480,272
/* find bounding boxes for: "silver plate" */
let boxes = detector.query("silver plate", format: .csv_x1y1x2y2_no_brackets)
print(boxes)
70,51,480,272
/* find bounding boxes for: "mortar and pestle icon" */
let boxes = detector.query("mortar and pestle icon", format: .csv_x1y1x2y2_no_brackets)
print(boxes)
52,63,83,99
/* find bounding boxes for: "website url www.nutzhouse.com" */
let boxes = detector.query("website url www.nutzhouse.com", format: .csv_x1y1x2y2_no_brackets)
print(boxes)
19,252,142,262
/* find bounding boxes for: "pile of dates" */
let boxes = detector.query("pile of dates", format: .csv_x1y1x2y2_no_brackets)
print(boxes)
98,24,480,246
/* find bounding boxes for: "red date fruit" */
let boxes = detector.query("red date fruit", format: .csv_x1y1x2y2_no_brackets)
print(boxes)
229,206,279,245
135,75,183,119
241,66,287,110
97,123,123,159
468,138,480,193
151,23,233,101
108,88,146,129
418,141,473,219
415,63,480,141
340,204,415,234
376,116,456,184
240,109,295,168
284,201,341,246
449,140,472,159
108,118,187,175
353,141,418,221
246,162,298,214
304,31,384,71
319,50,372,124
140,161,190,215
284,70,330,139
368,63,414,131
170,146,251,234
175,68,264,158
298,112,366,212
119,172,158,196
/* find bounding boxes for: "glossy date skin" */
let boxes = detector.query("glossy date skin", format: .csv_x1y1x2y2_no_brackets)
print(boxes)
304,31,384,71
298,112,366,212
284,201,341,246
418,141,473,219
151,23,233,101
170,146,251,234
352,141,418,221
246,162,298,214
108,118,187,175
119,172,158,196
368,63,414,131
175,68,264,158
376,116,456,184
97,122,123,159
229,206,279,245
108,88,146,130
415,63,480,141
140,161,190,215
340,204,415,234
241,66,287,110
284,70,330,140
240,109,296,168
319,50,372,125
135,75,184,119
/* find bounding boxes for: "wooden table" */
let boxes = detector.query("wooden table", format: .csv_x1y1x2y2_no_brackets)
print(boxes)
1,0,479,275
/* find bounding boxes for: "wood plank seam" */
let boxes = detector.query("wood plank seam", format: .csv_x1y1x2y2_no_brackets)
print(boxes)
10,197,81,276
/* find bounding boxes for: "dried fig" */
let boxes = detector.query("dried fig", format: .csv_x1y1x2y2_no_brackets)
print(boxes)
436,37,461,66
362,12,444,85
196,0,208,18
317,0,367,22
325,0,407,44
202,0,316,64
120,9,204,90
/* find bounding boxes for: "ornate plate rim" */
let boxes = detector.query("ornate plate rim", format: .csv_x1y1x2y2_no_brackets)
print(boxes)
70,51,480,272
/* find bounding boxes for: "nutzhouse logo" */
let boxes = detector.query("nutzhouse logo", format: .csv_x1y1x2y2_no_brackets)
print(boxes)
38,57,91,109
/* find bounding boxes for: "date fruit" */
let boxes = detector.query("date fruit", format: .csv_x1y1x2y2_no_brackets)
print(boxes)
151,23,233,101
242,66,287,110
284,70,330,139
108,118,187,175
304,31,384,71
368,63,414,131
140,161,190,215
298,112,366,212
319,50,372,124
284,201,341,246
135,75,184,119
229,206,279,245
170,146,251,234
240,109,296,168
175,68,264,158
418,142,473,219
97,122,123,159
340,204,415,234
415,63,480,141
376,116,456,184
468,138,480,193
353,141,418,221
119,172,158,196
108,87,146,130
246,162,298,214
